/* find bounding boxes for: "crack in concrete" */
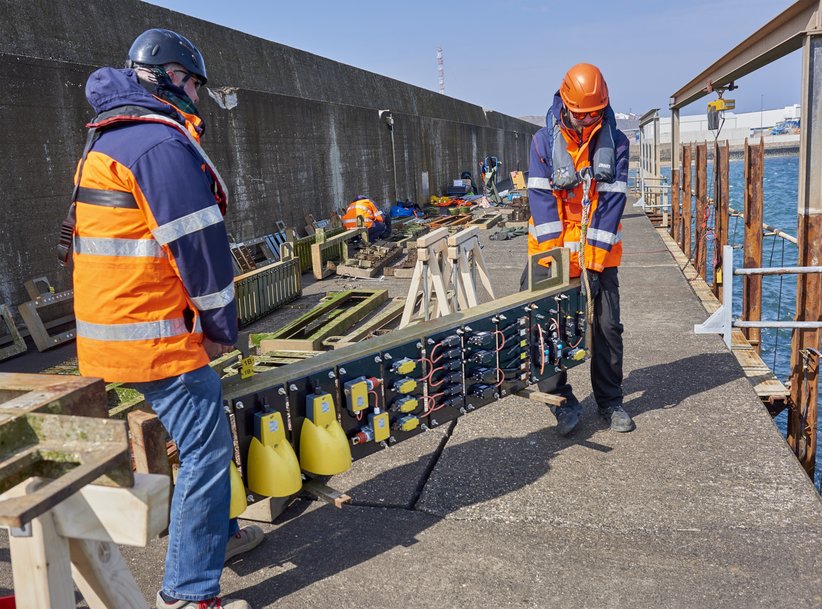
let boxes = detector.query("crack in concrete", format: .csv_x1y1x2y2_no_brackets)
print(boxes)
346,419,459,512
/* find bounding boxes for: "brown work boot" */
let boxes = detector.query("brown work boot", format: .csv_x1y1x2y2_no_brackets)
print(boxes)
155,591,251,608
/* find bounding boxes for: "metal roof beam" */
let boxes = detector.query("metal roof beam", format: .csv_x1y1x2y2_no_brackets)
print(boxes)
669,0,822,110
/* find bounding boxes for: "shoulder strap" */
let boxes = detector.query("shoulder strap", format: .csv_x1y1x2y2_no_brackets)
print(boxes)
57,127,101,266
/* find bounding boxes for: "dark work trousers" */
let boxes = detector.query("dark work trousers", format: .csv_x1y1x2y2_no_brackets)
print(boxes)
520,265,624,410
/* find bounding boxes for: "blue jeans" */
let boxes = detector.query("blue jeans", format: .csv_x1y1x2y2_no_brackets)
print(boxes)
132,365,237,601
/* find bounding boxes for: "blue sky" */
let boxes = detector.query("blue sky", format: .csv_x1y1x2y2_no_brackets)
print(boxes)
144,0,800,118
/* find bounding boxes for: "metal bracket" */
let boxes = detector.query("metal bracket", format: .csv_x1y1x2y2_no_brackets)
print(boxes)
8,522,32,537
694,245,734,347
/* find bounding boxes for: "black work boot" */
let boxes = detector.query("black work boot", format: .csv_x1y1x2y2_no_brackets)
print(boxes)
598,404,635,432
551,402,582,436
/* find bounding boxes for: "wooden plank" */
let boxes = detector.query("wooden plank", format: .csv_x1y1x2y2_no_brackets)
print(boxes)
742,138,764,353
517,389,566,407
0,373,107,418
6,479,74,609
670,167,681,245
69,538,149,609
127,409,171,477
694,142,708,278
716,140,731,302
682,144,692,257
51,473,170,546
302,478,351,508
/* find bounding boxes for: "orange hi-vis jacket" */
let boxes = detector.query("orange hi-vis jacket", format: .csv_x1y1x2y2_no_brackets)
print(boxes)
342,198,383,229
527,94,629,278
72,67,237,383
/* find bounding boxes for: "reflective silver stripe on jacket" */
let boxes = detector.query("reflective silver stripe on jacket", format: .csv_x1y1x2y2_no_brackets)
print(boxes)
563,241,580,252
587,228,621,245
527,177,552,190
532,220,563,237
596,180,627,193
152,205,223,245
190,283,235,311
76,317,201,341
73,236,164,258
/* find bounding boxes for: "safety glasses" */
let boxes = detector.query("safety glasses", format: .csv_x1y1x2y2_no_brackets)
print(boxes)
170,69,204,91
570,108,604,120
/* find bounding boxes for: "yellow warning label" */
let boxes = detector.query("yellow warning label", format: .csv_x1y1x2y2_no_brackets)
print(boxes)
240,356,255,379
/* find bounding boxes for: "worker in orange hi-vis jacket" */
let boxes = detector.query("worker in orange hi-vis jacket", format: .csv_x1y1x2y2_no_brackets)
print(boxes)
524,63,635,436
342,195,389,240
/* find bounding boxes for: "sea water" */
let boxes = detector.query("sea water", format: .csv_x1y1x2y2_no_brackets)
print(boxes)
655,156,821,489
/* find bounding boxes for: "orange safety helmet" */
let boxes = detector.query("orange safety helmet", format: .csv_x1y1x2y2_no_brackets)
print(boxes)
559,63,609,113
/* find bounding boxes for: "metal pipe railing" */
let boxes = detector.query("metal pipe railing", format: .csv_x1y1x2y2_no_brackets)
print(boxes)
735,266,822,275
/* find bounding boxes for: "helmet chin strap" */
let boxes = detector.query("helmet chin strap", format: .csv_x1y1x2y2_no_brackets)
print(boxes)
133,65,202,122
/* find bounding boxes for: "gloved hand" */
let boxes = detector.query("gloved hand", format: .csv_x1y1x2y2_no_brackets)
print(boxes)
581,269,601,299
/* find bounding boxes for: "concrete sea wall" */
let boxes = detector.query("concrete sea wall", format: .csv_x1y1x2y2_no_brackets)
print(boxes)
0,0,537,307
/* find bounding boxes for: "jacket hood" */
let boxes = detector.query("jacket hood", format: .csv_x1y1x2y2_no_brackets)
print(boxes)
85,67,179,117
546,91,565,126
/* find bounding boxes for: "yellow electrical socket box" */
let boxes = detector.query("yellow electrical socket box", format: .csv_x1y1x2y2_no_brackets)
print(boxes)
398,416,419,432
571,349,586,361
345,379,369,413
393,358,417,375
258,411,286,446
395,378,417,394
708,98,735,111
520,339,527,348
371,412,390,443
398,397,418,413
310,393,336,426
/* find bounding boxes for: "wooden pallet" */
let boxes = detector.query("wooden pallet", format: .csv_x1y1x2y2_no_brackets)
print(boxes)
385,247,418,278
310,228,367,280
427,214,473,229
17,283,76,352
0,303,26,361
336,244,404,278
234,256,302,327
253,289,389,351
468,212,503,230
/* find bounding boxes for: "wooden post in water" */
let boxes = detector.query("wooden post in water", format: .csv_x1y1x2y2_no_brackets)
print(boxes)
694,142,708,278
742,138,764,353
788,32,822,470
681,144,692,257
714,140,730,302
670,108,681,239
671,168,681,245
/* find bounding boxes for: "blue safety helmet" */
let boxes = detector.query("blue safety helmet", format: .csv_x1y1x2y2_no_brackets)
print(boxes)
127,28,208,84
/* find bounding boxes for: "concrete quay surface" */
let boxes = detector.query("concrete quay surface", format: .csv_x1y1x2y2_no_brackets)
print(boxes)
2,201,822,608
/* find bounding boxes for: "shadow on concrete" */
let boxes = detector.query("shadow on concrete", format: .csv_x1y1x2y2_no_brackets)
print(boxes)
224,351,744,605
621,352,742,416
